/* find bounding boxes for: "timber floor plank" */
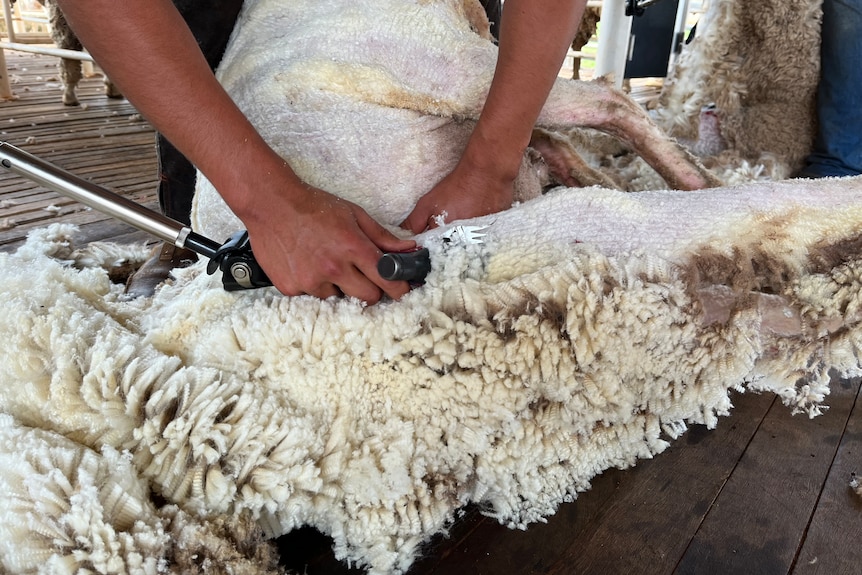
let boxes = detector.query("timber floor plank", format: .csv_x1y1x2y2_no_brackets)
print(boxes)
792,378,862,575
0,49,158,253
675,377,862,575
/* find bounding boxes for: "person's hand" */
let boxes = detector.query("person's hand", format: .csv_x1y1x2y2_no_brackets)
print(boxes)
400,0,585,233
243,182,415,303
400,160,515,234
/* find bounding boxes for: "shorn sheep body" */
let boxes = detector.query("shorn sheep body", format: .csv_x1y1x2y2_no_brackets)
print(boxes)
0,1,860,574
191,0,719,238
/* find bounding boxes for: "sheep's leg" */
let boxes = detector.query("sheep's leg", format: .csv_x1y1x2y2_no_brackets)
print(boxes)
530,128,619,189
536,79,722,190
46,2,83,106
59,58,82,106
364,31,718,191
104,77,123,99
353,55,717,191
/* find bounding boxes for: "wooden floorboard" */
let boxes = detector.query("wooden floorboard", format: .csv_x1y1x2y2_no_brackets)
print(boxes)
792,378,862,574
676,378,861,575
0,50,859,575
0,49,158,253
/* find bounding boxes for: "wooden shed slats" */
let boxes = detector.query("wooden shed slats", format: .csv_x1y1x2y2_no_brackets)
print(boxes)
793,379,862,573
0,49,158,252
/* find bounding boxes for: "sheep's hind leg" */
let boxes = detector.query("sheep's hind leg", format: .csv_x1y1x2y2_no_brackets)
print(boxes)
530,128,619,189
537,79,721,191
59,58,82,106
104,78,123,99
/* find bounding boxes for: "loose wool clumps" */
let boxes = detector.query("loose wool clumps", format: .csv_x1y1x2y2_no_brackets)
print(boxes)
4,176,862,573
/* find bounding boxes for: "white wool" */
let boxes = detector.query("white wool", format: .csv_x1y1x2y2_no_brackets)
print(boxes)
0,415,170,575
3,176,862,573
0,1,855,573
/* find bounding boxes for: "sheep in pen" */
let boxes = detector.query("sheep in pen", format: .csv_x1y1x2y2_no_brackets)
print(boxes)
0,0,859,574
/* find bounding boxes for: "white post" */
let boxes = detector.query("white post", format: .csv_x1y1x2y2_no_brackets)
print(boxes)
594,0,633,88
2,0,16,43
0,47,12,99
668,0,691,72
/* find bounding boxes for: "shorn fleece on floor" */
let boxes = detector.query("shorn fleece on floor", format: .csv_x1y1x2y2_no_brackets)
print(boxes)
3,176,862,574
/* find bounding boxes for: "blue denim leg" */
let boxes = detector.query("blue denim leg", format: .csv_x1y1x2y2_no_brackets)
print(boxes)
802,0,862,177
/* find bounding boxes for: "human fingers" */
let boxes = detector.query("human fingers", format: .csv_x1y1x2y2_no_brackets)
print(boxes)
355,209,417,252
352,211,414,300
399,195,439,234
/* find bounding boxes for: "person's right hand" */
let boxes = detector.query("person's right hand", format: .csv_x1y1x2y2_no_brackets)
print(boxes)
53,0,415,304
239,178,416,304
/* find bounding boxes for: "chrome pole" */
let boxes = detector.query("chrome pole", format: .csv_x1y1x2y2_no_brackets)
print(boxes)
0,142,204,250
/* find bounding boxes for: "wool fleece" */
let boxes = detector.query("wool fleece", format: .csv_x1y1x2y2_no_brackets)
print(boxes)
656,0,823,172
0,0,857,573
3,175,862,573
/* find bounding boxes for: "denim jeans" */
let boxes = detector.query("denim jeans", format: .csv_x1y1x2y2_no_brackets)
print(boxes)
801,0,862,177
158,0,503,224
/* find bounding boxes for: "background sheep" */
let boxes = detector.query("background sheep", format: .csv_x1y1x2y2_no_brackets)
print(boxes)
570,5,601,80
655,0,823,174
35,0,122,106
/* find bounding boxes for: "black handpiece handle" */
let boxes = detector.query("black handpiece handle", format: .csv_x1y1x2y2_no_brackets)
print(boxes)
377,248,431,283
206,230,272,290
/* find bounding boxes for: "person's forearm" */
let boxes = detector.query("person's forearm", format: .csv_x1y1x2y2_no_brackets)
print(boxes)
54,0,300,220
464,0,586,181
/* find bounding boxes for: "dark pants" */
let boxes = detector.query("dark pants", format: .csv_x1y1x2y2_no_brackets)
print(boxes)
801,0,862,177
158,0,244,224
158,0,503,224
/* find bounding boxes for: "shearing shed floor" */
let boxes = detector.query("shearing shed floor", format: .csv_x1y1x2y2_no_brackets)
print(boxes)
0,50,859,575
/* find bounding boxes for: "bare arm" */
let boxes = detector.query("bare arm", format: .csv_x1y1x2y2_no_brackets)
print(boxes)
402,0,586,232
55,0,414,302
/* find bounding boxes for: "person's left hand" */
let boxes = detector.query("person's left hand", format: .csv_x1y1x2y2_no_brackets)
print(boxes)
400,162,515,234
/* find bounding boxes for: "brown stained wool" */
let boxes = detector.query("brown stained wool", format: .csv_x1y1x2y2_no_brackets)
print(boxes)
681,207,812,295
164,509,284,575
684,245,796,294
807,233,862,275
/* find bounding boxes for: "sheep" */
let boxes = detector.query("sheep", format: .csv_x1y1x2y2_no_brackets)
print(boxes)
1,1,859,574
570,5,601,80
191,0,720,239
655,0,823,173
35,0,122,105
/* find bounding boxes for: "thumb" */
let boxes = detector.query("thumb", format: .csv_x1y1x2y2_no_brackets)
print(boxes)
356,209,417,252
400,205,434,235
